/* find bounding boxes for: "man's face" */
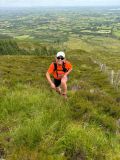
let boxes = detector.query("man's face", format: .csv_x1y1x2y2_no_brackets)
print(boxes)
56,56,65,65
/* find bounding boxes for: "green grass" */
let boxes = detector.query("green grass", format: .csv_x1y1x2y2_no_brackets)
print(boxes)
113,30,120,38
0,53,120,160
55,123,120,160
15,35,34,40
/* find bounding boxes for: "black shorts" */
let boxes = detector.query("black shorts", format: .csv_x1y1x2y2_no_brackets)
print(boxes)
54,78,61,87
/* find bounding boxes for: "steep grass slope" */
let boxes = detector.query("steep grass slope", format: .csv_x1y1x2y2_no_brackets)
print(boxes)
0,51,120,160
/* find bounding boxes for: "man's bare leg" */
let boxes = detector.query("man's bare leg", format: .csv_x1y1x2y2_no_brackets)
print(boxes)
61,76,68,97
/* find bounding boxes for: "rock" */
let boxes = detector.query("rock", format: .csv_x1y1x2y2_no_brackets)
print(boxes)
90,89,95,94
71,85,81,91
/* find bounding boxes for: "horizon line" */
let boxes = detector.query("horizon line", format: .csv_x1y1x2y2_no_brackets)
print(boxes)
0,5,120,8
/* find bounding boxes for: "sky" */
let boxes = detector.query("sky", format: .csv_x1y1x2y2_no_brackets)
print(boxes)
0,0,120,7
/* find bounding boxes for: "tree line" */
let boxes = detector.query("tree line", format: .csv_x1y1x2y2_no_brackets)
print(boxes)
0,39,65,56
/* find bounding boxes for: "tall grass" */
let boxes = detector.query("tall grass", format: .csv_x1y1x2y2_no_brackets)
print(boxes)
0,55,120,160
55,123,120,160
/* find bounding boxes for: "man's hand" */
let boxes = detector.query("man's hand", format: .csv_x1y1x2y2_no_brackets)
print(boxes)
50,83,56,89
46,72,56,89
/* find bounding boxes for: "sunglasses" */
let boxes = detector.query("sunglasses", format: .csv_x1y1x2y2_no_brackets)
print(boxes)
57,56,64,60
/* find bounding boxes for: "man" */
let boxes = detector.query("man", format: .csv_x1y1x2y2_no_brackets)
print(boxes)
46,51,72,98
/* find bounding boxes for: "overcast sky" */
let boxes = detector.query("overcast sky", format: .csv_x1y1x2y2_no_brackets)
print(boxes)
0,0,120,7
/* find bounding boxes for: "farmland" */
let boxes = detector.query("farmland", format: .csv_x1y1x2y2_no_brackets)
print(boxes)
0,7,120,68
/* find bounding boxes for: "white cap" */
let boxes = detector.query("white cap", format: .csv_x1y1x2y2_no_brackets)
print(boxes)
56,51,65,58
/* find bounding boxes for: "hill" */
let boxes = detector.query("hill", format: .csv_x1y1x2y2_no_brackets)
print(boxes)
0,50,120,160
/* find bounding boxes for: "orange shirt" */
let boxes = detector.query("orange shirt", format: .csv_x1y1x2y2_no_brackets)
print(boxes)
47,60,72,80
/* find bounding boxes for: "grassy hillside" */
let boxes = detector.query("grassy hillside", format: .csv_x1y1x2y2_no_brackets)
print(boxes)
0,50,120,160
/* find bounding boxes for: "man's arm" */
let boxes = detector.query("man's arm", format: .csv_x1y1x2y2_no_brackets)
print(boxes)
46,72,56,89
64,68,72,77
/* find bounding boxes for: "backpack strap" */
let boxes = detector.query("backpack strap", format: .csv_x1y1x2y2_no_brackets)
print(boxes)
62,62,68,73
53,62,68,78
53,62,57,71
53,62,58,77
